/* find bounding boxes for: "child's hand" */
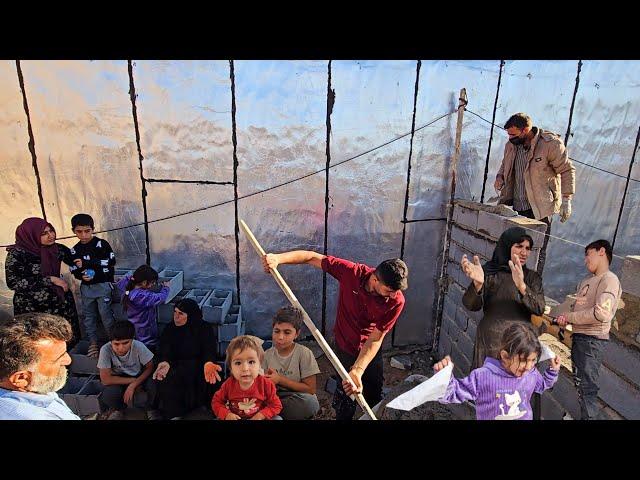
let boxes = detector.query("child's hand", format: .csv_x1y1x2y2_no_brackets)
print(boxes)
123,384,136,405
50,276,69,292
162,281,170,288
264,368,281,385
153,361,170,381
82,274,92,282
73,259,83,268
203,362,222,384
550,355,561,371
556,314,569,327
434,355,453,372
225,413,241,420
249,412,266,420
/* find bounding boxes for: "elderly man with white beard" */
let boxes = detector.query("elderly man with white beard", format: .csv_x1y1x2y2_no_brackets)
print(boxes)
0,312,80,420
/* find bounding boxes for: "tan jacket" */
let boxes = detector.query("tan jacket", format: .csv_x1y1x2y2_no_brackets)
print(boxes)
497,128,575,220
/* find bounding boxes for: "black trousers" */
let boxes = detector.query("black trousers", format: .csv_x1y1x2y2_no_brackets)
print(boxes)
571,333,607,420
331,347,384,421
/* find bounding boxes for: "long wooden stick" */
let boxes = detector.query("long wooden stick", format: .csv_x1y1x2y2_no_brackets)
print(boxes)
239,219,377,420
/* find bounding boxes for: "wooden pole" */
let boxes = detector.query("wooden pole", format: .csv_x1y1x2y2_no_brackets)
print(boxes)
432,88,467,353
239,219,377,420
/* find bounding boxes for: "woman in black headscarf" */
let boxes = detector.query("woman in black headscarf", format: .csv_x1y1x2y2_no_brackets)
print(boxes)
152,298,223,419
461,227,545,369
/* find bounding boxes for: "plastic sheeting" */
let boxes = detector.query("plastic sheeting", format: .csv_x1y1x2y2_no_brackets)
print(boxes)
326,60,416,338
398,60,500,345
1,59,638,346
543,60,640,298
0,61,44,309
235,60,327,338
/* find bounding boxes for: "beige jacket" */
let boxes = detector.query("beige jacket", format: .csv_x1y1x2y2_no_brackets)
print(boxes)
497,128,576,220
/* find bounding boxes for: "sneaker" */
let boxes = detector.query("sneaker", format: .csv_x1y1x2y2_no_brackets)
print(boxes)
146,409,163,421
107,410,125,420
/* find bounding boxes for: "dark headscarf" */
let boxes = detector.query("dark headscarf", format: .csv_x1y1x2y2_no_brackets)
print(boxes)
174,298,203,326
7,218,64,298
483,227,534,276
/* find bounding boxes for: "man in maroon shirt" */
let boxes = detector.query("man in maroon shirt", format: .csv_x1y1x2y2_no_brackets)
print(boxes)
262,250,408,420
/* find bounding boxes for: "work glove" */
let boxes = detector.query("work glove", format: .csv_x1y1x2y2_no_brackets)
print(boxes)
559,197,572,223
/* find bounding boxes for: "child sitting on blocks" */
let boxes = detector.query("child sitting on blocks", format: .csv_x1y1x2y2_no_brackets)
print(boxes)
263,306,320,420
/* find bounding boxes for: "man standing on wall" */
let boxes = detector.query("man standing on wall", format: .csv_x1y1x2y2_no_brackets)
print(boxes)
262,251,408,420
494,112,576,273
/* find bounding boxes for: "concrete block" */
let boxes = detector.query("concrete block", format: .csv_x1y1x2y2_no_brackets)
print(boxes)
550,368,581,420
454,205,479,231
450,225,466,246
442,313,460,344
597,365,640,419
621,255,640,297
450,342,471,376
454,306,468,332
457,329,475,362
185,289,213,308
158,288,191,324
390,355,413,370
217,340,231,358
59,377,104,417
447,281,465,307
540,392,565,420
69,340,99,375
477,210,508,240
443,297,457,326
602,336,640,389
466,316,478,340
157,269,184,303
217,305,243,341
438,332,452,358
505,216,546,247
202,289,232,325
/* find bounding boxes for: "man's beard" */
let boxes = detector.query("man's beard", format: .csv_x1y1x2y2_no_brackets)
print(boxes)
29,367,68,394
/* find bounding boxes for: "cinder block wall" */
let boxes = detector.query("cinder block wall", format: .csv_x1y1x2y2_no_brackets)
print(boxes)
437,200,640,419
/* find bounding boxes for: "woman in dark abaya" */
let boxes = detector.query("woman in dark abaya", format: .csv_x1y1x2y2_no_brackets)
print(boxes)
152,298,223,419
461,226,545,369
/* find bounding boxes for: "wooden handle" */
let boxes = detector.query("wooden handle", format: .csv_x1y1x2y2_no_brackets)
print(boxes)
239,219,377,420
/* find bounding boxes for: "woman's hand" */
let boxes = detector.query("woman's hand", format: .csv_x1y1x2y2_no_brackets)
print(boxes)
153,361,170,381
50,276,69,292
549,356,561,371
461,254,484,292
204,362,222,384
508,252,526,294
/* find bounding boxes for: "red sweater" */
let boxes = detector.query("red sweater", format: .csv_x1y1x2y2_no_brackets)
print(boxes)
212,375,282,420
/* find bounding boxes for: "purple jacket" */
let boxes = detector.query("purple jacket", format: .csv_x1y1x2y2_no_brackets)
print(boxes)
117,275,169,348
440,357,558,420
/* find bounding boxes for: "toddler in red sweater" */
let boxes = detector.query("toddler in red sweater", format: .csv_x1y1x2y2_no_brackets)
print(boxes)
212,335,282,420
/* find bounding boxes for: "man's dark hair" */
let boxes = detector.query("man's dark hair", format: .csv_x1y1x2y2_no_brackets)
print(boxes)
71,213,94,230
504,112,532,130
0,313,72,380
375,259,409,291
272,306,304,332
110,320,136,341
585,239,613,264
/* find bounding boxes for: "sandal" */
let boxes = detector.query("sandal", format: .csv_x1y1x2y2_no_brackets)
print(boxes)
87,343,100,359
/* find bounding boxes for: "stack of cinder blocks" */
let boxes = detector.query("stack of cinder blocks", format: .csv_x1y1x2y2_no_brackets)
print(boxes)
438,200,547,378
62,340,104,417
